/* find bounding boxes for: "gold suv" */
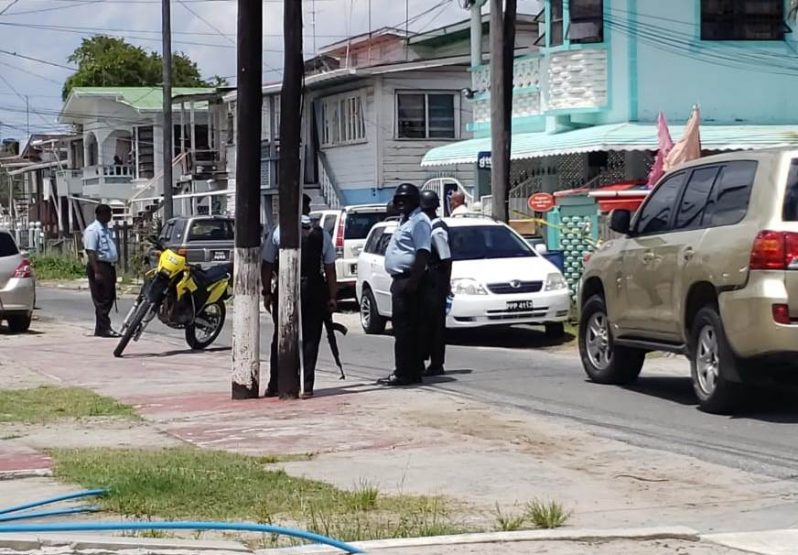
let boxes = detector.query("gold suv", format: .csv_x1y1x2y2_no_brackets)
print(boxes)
579,149,798,413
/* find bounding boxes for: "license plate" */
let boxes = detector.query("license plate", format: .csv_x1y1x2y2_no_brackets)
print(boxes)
212,250,229,261
506,300,534,311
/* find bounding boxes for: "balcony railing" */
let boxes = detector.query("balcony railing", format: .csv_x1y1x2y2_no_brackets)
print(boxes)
83,164,135,185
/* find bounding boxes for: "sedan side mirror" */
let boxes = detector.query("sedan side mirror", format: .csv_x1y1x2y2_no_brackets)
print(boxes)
609,210,632,235
534,243,548,255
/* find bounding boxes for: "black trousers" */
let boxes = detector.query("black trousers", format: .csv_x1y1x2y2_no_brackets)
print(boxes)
268,279,326,393
391,276,425,383
87,262,116,334
423,272,447,370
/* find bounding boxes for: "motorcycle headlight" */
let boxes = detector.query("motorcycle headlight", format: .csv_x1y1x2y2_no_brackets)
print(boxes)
451,278,488,296
545,273,569,291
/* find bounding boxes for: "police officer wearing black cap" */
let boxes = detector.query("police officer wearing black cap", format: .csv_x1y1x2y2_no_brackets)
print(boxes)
378,183,431,386
419,190,451,376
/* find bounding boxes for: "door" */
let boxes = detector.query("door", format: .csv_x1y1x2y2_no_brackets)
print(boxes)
619,172,687,338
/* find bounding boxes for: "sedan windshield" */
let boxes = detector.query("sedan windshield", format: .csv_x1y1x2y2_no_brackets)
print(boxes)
449,225,536,261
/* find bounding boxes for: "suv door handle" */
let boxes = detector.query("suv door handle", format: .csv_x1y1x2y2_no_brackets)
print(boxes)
683,247,695,261
641,252,655,264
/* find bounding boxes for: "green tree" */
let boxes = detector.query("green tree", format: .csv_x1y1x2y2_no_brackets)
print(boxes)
62,36,223,100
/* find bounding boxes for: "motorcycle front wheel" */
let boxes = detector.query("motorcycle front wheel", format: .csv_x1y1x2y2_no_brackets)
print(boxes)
185,301,226,350
114,300,153,358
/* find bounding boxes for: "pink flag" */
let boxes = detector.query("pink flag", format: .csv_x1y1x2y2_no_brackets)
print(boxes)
647,112,674,188
664,106,702,172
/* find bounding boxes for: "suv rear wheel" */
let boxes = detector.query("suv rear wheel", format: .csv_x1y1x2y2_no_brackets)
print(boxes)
579,295,644,384
690,306,742,414
360,286,386,334
7,313,32,333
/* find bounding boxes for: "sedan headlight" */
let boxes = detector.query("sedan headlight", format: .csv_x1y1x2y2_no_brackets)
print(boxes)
545,273,569,291
451,278,488,296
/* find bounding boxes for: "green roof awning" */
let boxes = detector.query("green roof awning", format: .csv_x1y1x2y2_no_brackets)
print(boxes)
421,123,798,167
67,87,215,111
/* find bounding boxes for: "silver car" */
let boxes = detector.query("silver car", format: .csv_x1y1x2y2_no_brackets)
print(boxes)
0,230,35,332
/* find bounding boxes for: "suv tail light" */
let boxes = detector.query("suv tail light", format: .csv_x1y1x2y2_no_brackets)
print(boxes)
335,214,346,257
14,259,32,279
750,231,798,270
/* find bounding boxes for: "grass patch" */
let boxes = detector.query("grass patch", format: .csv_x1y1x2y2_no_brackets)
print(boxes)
526,499,571,529
30,254,85,281
51,447,464,543
493,503,526,532
0,386,137,423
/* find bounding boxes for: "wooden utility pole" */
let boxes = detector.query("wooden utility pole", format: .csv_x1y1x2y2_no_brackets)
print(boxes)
489,0,516,223
162,0,174,220
231,0,263,400
277,0,304,399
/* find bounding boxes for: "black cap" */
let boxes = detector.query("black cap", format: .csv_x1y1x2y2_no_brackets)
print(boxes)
419,190,440,210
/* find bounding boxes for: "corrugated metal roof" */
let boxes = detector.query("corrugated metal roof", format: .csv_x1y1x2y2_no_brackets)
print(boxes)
421,123,798,167
65,87,214,113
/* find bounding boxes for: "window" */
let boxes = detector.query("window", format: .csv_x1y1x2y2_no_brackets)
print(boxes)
449,226,534,261
550,0,564,46
635,172,687,235
345,211,388,240
364,227,384,254
376,232,393,256
187,220,234,241
321,93,366,147
0,232,18,257
701,0,784,41
783,160,798,221
397,93,456,139
705,161,758,227
675,166,720,230
569,0,604,44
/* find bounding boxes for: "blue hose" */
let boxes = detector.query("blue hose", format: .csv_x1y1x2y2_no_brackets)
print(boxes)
0,506,99,523
0,489,105,516
0,522,364,553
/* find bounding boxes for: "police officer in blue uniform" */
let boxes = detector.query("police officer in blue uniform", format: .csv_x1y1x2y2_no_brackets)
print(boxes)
82,204,120,338
261,194,337,399
419,190,452,377
379,183,432,386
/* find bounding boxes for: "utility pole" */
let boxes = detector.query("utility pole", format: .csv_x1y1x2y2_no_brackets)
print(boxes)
277,0,304,399
25,96,29,136
489,0,515,223
231,0,263,400
162,0,174,220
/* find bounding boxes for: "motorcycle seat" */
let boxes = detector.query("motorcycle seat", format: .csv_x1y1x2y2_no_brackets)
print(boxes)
195,263,233,286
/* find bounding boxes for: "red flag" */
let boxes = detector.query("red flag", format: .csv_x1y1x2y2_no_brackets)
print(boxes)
665,106,702,172
647,112,674,188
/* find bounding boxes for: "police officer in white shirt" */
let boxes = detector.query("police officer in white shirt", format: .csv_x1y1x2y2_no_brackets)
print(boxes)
82,204,119,337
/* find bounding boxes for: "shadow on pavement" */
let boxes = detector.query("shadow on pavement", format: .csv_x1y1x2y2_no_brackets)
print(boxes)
124,346,233,359
446,325,575,350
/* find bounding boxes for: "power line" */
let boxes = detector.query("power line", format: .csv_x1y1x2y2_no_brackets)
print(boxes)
0,0,21,16
0,49,75,71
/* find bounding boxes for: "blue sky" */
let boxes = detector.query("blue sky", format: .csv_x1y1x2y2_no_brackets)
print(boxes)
0,0,539,140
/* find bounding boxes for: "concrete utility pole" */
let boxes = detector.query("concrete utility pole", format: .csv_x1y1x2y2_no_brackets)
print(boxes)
162,0,174,220
277,0,304,399
231,0,263,400
489,0,516,223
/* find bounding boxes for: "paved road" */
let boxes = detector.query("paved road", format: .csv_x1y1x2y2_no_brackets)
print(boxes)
28,287,798,483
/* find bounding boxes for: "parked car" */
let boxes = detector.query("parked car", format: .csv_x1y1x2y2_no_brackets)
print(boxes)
149,216,235,269
310,205,388,297
0,229,35,333
579,149,798,414
356,216,571,335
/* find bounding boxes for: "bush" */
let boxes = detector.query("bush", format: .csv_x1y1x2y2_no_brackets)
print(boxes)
30,253,86,281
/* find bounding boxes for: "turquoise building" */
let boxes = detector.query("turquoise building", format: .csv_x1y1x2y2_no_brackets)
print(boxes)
423,0,798,206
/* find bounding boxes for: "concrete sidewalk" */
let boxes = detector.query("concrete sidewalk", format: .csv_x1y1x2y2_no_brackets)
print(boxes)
1,319,797,552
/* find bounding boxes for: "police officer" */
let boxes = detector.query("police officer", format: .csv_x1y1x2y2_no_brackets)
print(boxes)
378,183,432,387
261,194,337,399
419,191,452,377
83,203,119,338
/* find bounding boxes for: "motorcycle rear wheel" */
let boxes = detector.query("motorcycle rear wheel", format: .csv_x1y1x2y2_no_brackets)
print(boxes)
114,300,153,358
186,301,226,350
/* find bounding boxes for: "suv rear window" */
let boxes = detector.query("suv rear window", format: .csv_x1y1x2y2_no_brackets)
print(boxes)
450,225,534,261
187,220,234,241
704,160,757,227
783,159,798,221
0,232,18,257
345,212,387,240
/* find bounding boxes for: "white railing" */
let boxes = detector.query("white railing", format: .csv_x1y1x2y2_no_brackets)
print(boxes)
319,165,342,209
84,164,135,179
127,153,191,215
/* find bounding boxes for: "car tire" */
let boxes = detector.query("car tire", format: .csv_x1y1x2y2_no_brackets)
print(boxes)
545,322,565,338
7,313,32,333
579,295,644,384
360,287,386,335
689,306,743,414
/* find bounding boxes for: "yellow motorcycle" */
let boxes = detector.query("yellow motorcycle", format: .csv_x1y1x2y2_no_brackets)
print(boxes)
113,237,233,358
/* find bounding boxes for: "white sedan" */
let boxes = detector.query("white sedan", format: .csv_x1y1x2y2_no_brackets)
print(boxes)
356,216,571,336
